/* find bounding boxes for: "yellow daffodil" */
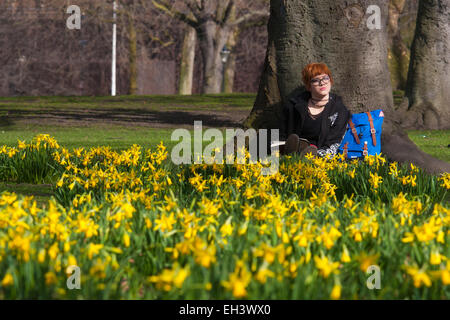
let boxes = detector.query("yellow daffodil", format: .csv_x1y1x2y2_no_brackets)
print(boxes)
123,233,130,248
330,284,341,300
341,248,351,263
430,251,442,265
255,266,275,284
154,213,176,233
369,172,383,189
1,273,14,287
357,253,379,272
220,217,234,238
45,272,57,285
347,167,356,179
314,256,340,278
221,260,251,298
405,266,432,288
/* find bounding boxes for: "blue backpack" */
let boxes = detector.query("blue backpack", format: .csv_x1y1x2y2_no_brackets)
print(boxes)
337,109,384,159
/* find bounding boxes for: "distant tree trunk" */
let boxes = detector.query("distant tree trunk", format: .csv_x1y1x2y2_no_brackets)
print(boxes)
242,0,450,175
400,0,450,130
196,21,231,94
223,28,239,93
179,26,196,95
388,0,409,90
151,0,269,94
128,15,138,95
223,3,239,94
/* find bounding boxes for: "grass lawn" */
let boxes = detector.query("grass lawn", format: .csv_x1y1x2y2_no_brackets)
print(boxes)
406,129,450,163
0,93,449,204
0,124,177,151
0,93,255,112
1,124,448,162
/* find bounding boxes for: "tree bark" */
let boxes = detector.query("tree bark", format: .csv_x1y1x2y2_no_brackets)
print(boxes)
196,21,231,94
223,28,239,93
387,0,409,90
151,0,269,94
128,14,138,95
242,0,450,175
179,26,196,95
400,0,450,130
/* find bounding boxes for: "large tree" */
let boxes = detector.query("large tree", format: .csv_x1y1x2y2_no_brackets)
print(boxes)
242,0,450,175
399,0,450,130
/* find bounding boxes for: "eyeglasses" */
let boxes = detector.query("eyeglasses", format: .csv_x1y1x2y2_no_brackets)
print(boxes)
310,75,330,86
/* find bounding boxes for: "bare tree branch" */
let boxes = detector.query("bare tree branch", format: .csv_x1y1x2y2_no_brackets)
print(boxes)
231,10,269,27
186,0,202,19
214,0,230,24
152,0,198,27
223,0,236,25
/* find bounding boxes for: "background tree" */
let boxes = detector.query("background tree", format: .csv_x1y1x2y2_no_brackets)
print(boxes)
179,25,196,95
0,0,130,95
399,0,450,131
223,11,269,93
121,0,139,95
242,0,450,174
0,0,267,96
152,0,269,94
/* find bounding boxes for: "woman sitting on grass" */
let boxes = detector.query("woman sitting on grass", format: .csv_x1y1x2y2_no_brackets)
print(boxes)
281,63,351,158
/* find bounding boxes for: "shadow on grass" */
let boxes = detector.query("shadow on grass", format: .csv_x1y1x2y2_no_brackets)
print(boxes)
3,108,247,128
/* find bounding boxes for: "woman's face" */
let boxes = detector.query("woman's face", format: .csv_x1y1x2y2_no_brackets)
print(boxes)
307,73,331,96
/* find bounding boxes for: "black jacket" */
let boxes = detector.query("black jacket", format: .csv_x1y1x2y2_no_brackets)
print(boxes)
281,91,351,150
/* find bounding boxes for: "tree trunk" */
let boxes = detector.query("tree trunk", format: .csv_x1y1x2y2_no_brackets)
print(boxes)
128,15,137,95
387,0,409,90
400,0,450,130
223,2,239,94
243,0,450,175
179,26,196,95
196,21,231,94
223,28,239,93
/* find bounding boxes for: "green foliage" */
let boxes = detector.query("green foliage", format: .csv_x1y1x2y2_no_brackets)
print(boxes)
0,136,449,299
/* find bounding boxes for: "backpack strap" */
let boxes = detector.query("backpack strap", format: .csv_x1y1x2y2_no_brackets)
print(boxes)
343,142,348,159
348,120,360,144
366,112,377,146
363,141,368,156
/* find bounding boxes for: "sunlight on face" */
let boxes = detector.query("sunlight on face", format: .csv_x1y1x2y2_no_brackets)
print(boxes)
308,73,331,96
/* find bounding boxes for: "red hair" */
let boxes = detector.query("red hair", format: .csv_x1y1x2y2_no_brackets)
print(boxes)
302,63,334,89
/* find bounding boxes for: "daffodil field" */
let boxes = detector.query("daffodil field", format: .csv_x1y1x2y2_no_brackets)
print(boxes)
0,134,449,299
